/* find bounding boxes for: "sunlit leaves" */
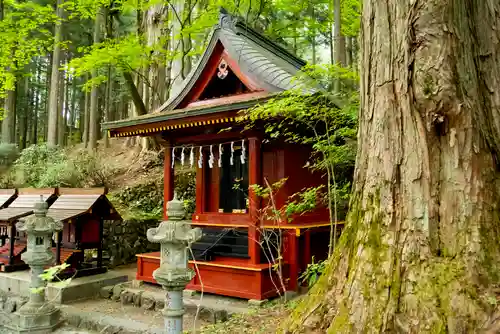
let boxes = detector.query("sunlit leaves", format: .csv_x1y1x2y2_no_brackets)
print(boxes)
68,34,149,90
0,0,56,95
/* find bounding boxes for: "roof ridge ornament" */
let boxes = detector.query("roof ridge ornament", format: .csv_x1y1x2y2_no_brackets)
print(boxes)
218,7,238,30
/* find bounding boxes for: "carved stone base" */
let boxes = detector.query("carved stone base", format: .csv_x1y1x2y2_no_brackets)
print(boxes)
5,306,61,333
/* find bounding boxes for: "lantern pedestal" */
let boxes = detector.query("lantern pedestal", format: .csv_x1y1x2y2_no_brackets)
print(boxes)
147,195,202,334
6,198,63,334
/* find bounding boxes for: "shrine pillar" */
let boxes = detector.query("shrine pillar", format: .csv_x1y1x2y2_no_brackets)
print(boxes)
248,137,262,264
164,142,175,220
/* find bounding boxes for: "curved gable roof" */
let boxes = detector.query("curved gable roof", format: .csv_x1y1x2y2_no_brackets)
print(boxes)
158,9,308,113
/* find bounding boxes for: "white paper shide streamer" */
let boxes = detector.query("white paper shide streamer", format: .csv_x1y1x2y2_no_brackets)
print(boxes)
240,139,246,164
218,144,223,168
198,146,203,168
171,147,175,169
209,145,214,168
180,147,185,166
190,147,194,168
230,142,234,166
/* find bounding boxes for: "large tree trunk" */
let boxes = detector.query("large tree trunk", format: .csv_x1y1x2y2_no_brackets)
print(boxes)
1,88,16,144
288,1,500,333
88,8,103,151
47,0,63,146
333,0,345,93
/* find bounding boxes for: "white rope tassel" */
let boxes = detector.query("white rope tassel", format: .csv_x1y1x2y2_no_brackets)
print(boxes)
198,146,203,169
218,144,223,168
180,147,185,166
241,139,246,164
230,142,234,166
209,145,214,168
190,147,194,168
171,147,175,169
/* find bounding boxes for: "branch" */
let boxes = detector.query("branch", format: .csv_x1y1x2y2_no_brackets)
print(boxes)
122,71,147,116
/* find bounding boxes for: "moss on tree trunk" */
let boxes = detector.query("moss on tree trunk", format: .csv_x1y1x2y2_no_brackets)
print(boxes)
286,0,500,332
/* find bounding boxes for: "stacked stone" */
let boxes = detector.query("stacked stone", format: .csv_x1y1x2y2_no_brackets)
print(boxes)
102,219,160,266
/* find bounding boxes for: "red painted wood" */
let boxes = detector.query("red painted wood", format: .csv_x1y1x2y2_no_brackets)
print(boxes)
164,144,174,220
191,213,251,226
179,42,225,108
80,219,100,243
195,149,205,214
172,126,260,145
135,252,286,300
248,137,262,264
221,51,261,91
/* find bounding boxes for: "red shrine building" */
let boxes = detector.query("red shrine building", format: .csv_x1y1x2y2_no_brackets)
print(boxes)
103,10,334,300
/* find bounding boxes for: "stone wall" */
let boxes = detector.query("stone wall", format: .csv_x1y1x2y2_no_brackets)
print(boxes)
103,219,160,267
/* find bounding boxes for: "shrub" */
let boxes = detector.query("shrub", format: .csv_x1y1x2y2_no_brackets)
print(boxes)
0,143,19,171
10,144,116,188
109,180,164,220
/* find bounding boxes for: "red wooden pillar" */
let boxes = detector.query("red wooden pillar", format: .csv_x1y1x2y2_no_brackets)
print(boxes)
163,143,175,220
248,137,261,264
195,148,205,216
287,229,299,291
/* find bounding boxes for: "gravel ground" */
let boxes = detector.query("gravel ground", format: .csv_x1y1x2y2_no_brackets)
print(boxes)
68,298,209,331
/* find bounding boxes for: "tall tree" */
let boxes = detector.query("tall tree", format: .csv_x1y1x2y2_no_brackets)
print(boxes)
1,84,16,143
47,0,64,146
333,0,345,92
88,8,104,151
289,0,500,332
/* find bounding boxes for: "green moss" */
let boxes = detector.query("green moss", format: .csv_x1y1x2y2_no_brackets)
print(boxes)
327,303,351,333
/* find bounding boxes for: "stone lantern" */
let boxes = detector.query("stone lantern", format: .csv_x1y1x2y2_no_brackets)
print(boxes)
9,196,63,333
147,194,202,334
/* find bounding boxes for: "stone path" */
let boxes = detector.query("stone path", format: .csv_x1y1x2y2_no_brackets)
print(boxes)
63,298,209,333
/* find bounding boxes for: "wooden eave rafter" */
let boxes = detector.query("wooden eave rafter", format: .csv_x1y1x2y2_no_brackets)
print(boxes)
105,92,272,138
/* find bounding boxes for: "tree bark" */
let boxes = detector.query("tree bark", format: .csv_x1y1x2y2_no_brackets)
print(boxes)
288,0,500,333
47,0,63,146
1,87,16,144
19,68,30,149
57,63,66,146
333,0,346,93
82,75,90,147
88,8,103,151
345,36,352,67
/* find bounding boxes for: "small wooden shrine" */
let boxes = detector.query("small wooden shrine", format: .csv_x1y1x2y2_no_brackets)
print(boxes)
103,9,334,300
23,187,121,277
0,188,58,272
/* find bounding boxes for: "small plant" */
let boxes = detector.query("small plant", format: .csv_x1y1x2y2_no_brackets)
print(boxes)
299,256,327,288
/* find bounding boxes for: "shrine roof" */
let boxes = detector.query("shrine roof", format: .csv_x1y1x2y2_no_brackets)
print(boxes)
23,188,121,222
102,9,313,135
0,189,16,209
104,91,272,131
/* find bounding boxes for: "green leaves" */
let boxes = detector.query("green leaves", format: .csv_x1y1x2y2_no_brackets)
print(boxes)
30,263,72,294
0,0,56,95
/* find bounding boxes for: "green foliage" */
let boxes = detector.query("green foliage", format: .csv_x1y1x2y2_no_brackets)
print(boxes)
4,144,115,188
174,168,196,217
31,263,72,294
299,256,327,287
247,64,358,220
109,180,164,220
0,0,56,95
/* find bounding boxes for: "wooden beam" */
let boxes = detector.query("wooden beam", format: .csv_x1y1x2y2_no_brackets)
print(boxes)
248,137,262,264
163,143,175,220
